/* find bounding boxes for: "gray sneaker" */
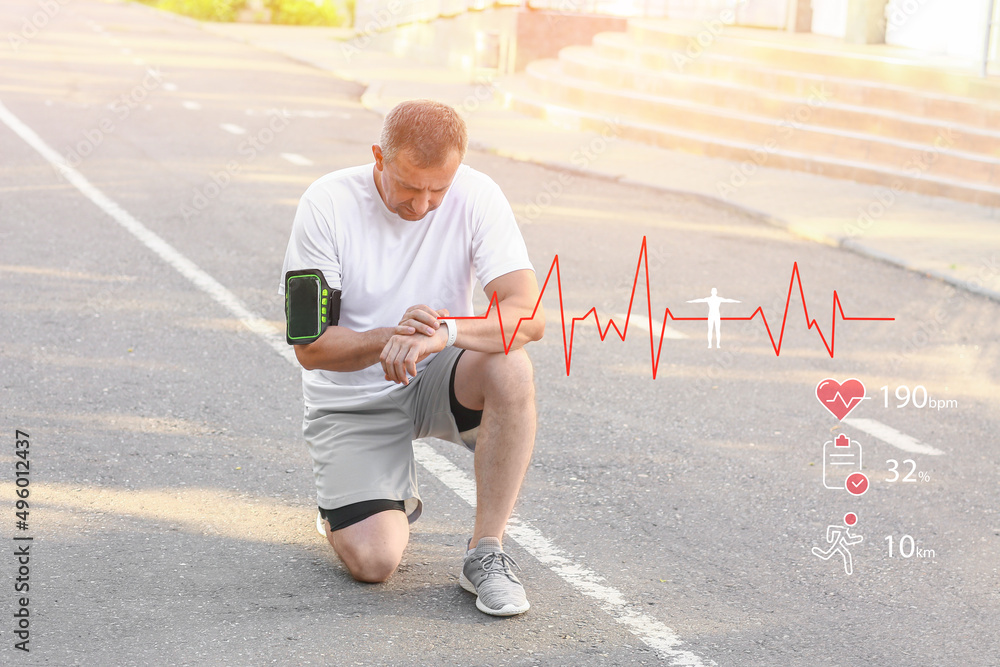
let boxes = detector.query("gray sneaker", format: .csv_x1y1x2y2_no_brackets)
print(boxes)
459,537,530,616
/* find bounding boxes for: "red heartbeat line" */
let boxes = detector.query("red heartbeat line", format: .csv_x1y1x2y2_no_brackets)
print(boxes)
446,237,894,378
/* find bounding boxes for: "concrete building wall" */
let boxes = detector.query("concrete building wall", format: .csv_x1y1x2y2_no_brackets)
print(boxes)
885,0,994,61
353,0,998,71
811,0,848,37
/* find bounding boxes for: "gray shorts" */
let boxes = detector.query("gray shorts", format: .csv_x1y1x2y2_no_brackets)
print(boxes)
302,346,477,524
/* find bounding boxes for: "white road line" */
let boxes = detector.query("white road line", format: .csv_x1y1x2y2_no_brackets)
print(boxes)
413,441,713,666
2,98,714,666
245,109,352,119
613,313,687,340
220,123,246,135
0,99,295,367
843,418,946,456
181,101,202,110
280,152,313,166
163,83,179,92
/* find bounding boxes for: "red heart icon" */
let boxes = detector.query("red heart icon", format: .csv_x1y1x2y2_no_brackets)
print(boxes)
815,378,866,421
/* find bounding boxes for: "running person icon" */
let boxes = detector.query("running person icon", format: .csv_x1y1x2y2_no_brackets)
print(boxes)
812,513,864,575
687,288,740,348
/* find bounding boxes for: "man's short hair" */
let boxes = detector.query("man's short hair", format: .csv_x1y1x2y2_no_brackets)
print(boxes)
379,100,468,167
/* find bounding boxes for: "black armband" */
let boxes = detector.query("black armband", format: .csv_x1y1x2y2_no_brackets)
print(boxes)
285,269,341,345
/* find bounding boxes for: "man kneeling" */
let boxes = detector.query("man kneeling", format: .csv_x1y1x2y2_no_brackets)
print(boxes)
279,99,545,616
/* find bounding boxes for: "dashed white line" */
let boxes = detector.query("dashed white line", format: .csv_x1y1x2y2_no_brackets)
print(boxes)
280,152,313,166
0,99,294,367
163,83,179,92
181,101,202,110
843,418,946,456
245,109,352,119
220,123,246,135
1,98,714,666
413,441,714,666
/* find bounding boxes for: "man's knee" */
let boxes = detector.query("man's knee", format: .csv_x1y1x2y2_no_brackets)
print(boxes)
455,348,535,412
333,538,403,583
483,348,534,400
325,512,408,583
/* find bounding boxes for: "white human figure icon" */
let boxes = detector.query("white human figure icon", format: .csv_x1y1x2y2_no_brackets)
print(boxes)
812,517,864,575
687,288,740,348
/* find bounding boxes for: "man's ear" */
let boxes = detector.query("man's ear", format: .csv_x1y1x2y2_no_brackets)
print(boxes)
372,144,383,170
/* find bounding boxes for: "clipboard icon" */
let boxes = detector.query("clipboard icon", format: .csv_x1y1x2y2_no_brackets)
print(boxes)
823,434,863,490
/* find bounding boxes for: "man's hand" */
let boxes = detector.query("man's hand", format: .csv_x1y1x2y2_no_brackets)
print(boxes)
380,325,448,384
397,304,450,337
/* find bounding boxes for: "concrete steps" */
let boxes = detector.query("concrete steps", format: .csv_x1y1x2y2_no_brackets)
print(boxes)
592,31,1000,129
506,19,1000,206
583,37,1000,156
626,21,998,95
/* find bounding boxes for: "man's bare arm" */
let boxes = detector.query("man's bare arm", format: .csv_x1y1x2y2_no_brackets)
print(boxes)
449,269,546,353
294,324,415,372
297,269,544,380
379,270,545,384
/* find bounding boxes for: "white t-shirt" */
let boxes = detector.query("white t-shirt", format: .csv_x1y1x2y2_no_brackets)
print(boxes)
279,163,534,410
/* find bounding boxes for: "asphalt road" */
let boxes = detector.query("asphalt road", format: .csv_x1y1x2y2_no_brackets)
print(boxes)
1,1,998,665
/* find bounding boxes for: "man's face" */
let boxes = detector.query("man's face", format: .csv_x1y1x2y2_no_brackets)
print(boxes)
372,145,461,221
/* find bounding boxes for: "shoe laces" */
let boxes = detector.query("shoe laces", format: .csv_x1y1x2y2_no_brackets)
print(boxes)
479,551,521,576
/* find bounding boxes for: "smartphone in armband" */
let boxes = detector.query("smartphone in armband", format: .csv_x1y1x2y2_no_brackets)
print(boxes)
285,269,341,345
